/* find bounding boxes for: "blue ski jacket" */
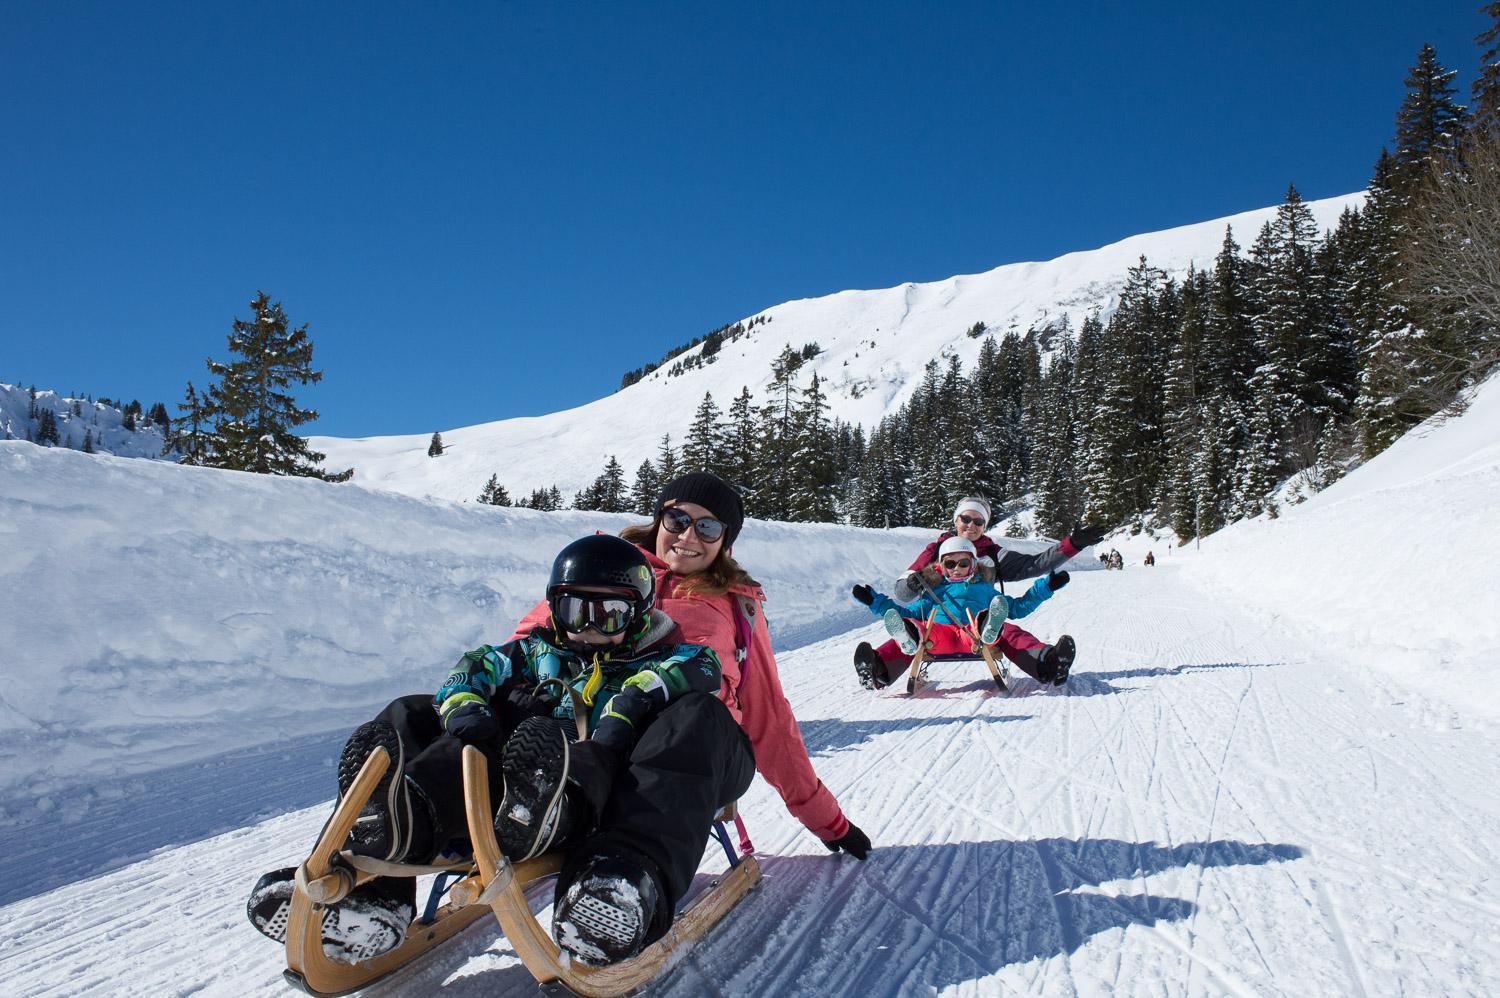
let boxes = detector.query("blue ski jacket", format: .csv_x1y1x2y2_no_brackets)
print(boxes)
866,574,1057,627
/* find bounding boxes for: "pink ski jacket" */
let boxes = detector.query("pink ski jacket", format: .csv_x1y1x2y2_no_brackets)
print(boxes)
508,547,850,842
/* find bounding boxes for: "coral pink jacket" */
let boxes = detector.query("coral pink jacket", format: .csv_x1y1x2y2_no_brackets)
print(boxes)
508,548,849,841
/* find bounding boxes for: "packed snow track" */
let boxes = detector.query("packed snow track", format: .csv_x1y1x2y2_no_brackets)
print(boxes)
3,561,1495,997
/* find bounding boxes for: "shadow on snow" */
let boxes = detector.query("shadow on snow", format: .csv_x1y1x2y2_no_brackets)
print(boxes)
797,714,1033,756
381,835,1303,997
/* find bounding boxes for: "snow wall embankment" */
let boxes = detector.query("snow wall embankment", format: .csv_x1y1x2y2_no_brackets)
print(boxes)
1183,372,1500,721
0,444,1094,815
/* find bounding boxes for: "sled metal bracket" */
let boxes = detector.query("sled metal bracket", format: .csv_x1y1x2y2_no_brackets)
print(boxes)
477,857,517,905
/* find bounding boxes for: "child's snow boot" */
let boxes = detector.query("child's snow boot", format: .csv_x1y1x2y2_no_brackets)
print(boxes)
338,720,434,863
552,852,664,966
496,716,583,861
1040,634,1076,686
979,594,1011,645
853,641,891,690
246,867,416,963
882,608,919,656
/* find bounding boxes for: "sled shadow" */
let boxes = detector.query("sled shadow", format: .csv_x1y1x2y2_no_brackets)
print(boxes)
1051,660,1288,699
798,714,1032,756
0,728,349,905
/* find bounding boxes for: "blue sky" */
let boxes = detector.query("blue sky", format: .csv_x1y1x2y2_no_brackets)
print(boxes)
1,1,1489,436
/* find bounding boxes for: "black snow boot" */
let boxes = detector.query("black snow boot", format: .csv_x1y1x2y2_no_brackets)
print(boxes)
552,852,665,966
1040,635,1076,686
246,867,416,963
495,717,583,861
338,720,432,863
853,642,891,690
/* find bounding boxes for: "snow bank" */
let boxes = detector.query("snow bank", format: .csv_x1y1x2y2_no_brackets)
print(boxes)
1184,373,1500,720
0,443,949,817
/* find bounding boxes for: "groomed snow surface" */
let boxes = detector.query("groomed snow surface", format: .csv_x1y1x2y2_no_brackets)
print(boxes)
2,376,1498,997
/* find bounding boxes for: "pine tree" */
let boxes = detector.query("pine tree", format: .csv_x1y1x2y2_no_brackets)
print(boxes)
83,428,95,454
574,457,628,512
1393,43,1467,195
171,381,214,465
787,373,837,521
428,432,444,457
720,387,759,495
655,434,678,485
202,292,350,479
37,408,60,445
629,459,660,515
682,392,722,472
1475,3,1500,140
479,474,509,505
26,386,36,420
1161,268,1209,538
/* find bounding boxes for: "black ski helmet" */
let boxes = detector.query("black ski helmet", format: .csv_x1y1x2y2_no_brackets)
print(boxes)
547,534,656,621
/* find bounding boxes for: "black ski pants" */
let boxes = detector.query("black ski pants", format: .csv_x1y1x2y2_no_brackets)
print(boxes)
559,691,756,933
363,693,516,858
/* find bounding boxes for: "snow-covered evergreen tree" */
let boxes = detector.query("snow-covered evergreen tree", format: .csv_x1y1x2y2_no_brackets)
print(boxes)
201,292,350,480
682,392,722,472
428,432,444,457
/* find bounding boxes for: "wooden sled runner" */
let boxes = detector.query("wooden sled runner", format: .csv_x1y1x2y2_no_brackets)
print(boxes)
282,744,761,997
904,608,1010,695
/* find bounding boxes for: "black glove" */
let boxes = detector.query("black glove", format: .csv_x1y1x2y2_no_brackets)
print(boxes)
1067,524,1108,549
1047,570,1070,591
851,584,875,606
505,686,560,718
823,821,872,860
444,701,499,742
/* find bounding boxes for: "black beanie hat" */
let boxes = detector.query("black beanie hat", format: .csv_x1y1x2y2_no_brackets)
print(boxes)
655,472,746,547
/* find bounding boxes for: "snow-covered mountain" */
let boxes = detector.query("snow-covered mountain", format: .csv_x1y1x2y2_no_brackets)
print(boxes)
0,383,171,459
2,367,1497,996
312,193,1363,505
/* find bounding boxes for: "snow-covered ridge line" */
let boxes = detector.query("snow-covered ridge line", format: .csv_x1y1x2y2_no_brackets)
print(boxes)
311,192,1363,504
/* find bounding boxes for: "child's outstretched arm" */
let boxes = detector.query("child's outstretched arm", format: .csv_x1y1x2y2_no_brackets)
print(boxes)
851,583,926,619
1005,570,1069,620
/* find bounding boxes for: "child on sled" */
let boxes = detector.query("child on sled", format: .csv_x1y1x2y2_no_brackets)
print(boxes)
851,536,1069,689
247,534,752,968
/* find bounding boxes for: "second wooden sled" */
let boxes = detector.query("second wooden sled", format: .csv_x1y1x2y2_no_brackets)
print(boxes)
281,742,760,997
904,609,1010,695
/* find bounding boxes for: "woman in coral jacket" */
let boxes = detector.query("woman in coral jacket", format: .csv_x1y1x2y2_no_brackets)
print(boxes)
510,471,870,862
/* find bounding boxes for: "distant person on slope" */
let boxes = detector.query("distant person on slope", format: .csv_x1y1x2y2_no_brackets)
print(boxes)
851,496,1106,689
850,536,1068,684
245,535,749,968
509,472,871,878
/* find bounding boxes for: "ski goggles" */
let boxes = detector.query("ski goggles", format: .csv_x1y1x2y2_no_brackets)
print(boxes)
660,506,727,543
550,593,639,636
956,513,987,528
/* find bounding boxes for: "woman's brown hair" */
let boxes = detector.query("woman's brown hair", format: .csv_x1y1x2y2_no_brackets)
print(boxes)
620,508,757,599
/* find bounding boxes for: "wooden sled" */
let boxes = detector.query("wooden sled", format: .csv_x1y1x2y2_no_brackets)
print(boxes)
904,608,1009,695
282,743,760,997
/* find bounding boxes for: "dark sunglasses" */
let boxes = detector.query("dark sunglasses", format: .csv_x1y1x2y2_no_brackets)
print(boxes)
660,506,726,543
550,593,637,635
941,556,974,571
956,514,987,528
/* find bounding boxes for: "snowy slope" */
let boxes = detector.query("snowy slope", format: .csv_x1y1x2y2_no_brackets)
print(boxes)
310,194,1363,504
1175,371,1500,721
3,380,1499,996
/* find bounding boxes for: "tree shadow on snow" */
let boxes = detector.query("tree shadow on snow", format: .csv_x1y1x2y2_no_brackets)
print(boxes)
685,835,1304,995
797,714,1032,756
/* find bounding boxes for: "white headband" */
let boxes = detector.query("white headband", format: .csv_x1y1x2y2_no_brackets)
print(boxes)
954,498,990,523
